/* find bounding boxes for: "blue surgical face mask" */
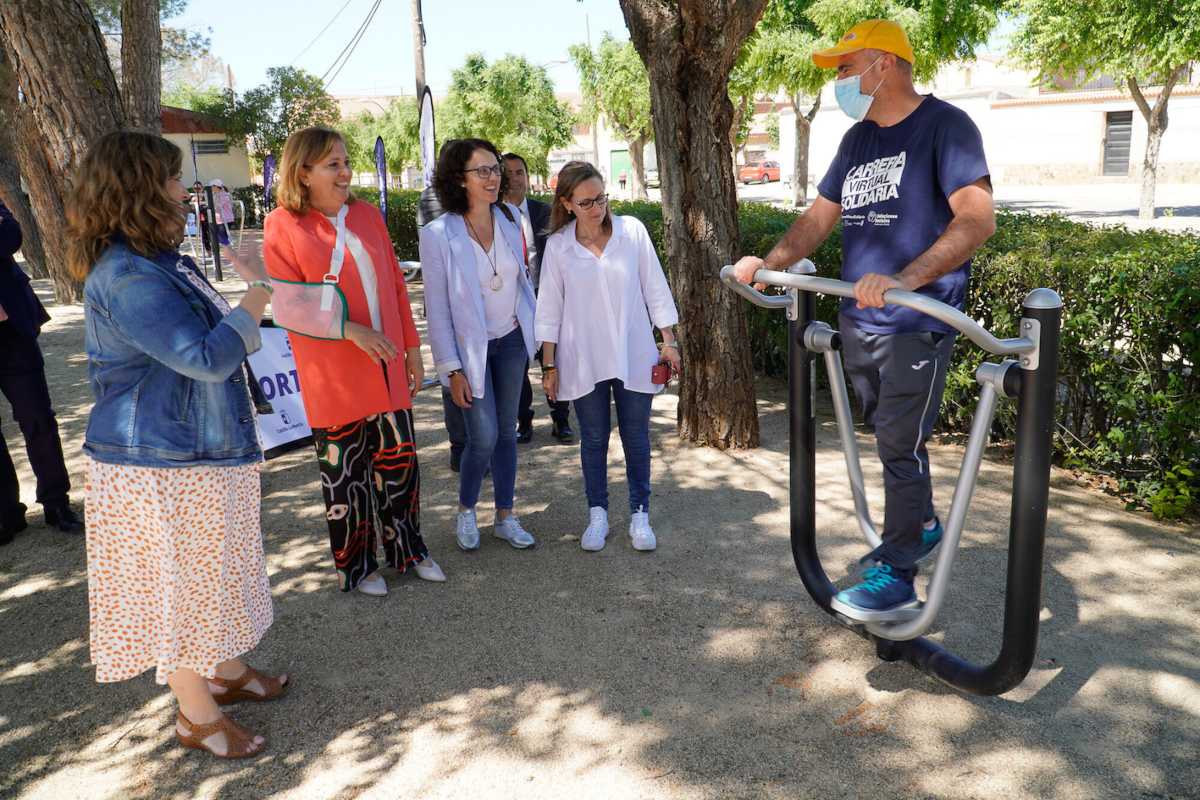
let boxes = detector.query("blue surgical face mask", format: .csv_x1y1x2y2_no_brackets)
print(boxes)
834,56,886,121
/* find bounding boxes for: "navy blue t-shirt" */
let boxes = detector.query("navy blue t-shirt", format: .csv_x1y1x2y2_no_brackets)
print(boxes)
817,95,990,334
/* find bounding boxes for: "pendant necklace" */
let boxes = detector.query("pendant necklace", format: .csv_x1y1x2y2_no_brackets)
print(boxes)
466,215,503,291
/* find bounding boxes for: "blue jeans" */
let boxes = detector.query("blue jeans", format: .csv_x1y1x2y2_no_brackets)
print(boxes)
459,326,527,510
572,379,653,514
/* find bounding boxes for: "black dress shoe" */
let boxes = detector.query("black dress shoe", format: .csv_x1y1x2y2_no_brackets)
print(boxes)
517,424,533,444
2,510,28,545
44,503,83,533
552,423,575,443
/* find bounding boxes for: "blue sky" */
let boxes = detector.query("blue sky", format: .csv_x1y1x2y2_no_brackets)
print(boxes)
172,0,631,97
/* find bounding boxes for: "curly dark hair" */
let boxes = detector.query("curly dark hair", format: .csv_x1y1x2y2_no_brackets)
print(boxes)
433,137,507,215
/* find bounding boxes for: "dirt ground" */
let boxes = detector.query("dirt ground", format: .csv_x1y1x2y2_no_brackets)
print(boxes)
1,264,1197,800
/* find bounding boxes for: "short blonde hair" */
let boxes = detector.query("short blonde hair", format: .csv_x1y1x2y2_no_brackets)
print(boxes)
276,126,355,214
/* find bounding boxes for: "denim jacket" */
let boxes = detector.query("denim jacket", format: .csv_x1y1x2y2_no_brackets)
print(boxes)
83,240,263,467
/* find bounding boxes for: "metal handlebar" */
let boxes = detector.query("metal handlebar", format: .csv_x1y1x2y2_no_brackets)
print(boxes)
719,264,1035,358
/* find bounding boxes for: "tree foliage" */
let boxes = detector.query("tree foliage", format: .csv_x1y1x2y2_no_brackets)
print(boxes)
569,35,652,151
193,67,338,169
342,99,421,175
89,0,210,67
440,53,574,177
1009,0,1200,87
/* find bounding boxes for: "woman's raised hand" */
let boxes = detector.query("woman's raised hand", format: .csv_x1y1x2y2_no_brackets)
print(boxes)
219,240,269,284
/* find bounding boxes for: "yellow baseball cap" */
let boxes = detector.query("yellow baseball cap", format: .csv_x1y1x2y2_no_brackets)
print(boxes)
811,19,914,69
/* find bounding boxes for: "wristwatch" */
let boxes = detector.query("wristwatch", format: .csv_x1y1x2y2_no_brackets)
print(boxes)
247,279,273,295
447,369,463,379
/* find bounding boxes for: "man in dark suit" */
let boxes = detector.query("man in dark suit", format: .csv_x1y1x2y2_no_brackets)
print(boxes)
503,152,573,444
0,202,81,545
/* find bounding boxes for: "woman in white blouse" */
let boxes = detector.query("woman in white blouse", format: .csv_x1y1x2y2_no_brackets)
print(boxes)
535,161,681,552
419,138,540,553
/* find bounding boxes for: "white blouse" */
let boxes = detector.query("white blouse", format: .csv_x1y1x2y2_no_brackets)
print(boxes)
472,217,522,340
534,215,679,402
326,213,382,331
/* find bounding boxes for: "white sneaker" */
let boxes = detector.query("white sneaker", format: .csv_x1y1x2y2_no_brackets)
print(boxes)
456,509,480,551
413,557,447,582
356,571,388,596
493,514,536,549
629,511,656,552
580,507,609,552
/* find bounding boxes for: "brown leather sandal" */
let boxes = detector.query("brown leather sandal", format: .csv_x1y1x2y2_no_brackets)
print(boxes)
175,710,264,759
209,666,290,705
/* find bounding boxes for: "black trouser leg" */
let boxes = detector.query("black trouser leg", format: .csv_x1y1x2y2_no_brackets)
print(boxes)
0,324,70,512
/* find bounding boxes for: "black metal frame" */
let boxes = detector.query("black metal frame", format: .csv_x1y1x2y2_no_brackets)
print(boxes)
788,288,1062,696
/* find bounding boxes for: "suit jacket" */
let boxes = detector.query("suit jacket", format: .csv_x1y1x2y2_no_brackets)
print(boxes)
418,208,537,395
0,203,50,339
523,197,551,290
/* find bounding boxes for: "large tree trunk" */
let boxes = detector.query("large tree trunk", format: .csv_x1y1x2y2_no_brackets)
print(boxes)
121,0,160,133
620,0,768,449
0,145,48,279
0,0,125,302
629,132,649,201
791,92,820,208
1128,66,1187,222
0,58,48,278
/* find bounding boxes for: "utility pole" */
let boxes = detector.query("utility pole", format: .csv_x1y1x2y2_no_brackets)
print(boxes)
411,0,426,100
581,3,600,171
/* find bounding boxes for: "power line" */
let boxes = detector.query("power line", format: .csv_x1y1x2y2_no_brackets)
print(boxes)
321,0,383,87
290,0,356,66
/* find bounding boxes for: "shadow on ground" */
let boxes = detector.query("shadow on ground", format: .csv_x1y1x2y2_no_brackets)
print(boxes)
1,276,1197,799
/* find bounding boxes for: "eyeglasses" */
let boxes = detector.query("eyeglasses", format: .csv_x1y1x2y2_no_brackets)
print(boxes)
573,193,608,210
464,164,503,179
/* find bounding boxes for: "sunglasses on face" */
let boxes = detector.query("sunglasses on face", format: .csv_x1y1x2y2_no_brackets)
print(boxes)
464,164,503,179
573,193,608,210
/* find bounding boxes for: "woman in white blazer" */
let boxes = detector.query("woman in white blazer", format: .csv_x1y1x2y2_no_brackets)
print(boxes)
419,138,539,552
535,161,681,554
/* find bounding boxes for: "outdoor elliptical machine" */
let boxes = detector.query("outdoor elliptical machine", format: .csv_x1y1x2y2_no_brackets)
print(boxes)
720,261,1062,696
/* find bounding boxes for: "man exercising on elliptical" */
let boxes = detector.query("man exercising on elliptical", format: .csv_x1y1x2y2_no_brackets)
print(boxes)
732,19,996,621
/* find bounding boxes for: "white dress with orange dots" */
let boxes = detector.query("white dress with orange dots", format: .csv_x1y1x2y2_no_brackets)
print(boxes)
84,459,273,684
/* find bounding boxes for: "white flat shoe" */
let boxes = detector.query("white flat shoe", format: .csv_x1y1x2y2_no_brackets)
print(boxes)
356,571,388,596
630,511,656,552
413,557,447,582
581,507,609,552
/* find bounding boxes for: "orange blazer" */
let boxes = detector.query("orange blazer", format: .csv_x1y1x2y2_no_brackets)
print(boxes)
263,202,420,429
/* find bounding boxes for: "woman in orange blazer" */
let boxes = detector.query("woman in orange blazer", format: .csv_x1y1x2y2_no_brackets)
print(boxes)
263,126,445,596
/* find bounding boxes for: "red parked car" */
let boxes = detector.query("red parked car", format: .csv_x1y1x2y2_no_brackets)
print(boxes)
739,160,781,184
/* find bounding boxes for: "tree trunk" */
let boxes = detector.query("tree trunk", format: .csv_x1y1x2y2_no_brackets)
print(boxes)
629,132,649,201
0,0,125,302
0,59,48,278
1128,66,1187,222
620,0,768,449
121,0,161,133
729,93,750,173
791,92,819,208
0,145,48,278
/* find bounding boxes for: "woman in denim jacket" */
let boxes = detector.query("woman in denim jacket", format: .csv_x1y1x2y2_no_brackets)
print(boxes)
70,131,285,759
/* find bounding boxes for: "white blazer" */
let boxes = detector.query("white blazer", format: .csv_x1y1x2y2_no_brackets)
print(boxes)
419,207,537,398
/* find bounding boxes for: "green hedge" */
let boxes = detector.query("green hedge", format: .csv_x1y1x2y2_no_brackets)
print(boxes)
363,187,1200,519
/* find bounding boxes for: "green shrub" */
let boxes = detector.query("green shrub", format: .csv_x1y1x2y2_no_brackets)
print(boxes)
367,189,1199,518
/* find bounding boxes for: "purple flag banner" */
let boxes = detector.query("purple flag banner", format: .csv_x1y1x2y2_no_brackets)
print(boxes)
263,154,276,209
374,136,388,219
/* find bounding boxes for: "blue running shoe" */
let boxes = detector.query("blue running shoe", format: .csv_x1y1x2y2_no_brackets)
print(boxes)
830,563,919,622
916,517,943,562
